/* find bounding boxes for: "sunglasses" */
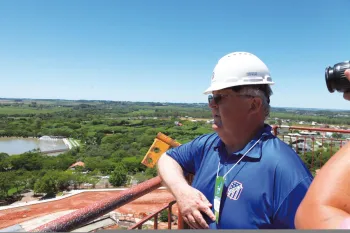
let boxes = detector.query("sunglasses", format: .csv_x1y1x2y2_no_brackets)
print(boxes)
208,93,254,104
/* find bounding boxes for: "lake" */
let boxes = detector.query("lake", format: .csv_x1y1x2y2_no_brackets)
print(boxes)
0,137,68,155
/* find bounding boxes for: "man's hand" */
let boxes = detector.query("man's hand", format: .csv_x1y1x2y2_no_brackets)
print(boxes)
343,69,350,101
174,184,216,229
157,154,215,228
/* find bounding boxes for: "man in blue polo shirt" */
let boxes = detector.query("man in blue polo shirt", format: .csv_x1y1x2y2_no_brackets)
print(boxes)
157,52,313,229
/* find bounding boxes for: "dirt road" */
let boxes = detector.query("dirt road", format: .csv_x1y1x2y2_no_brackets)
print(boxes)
0,189,178,230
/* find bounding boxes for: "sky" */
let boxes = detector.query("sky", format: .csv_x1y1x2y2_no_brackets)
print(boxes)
0,0,349,110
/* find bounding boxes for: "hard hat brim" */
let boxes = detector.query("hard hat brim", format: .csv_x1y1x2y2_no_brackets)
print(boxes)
203,81,275,95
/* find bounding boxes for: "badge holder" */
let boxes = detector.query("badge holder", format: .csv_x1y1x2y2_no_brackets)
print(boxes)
214,176,224,223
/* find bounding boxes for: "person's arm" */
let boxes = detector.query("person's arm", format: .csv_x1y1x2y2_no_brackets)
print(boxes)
157,138,216,229
295,69,350,229
157,153,191,197
295,142,350,229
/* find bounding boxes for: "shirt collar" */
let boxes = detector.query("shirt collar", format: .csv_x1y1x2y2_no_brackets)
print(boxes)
215,124,273,159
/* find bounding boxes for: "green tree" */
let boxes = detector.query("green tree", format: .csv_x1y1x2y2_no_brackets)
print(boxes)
34,172,58,196
145,167,158,177
9,152,44,171
109,163,128,187
121,156,145,173
0,153,11,172
55,171,72,191
0,172,15,199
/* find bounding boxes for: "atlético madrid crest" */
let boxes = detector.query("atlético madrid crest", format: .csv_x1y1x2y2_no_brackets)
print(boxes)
227,180,243,200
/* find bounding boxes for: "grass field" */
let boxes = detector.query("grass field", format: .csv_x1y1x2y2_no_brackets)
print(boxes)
68,138,80,147
7,186,25,196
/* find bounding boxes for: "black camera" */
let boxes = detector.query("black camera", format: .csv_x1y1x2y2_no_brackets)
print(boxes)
325,61,350,93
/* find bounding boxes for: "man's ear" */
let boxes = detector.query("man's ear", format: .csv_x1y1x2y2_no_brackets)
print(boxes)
250,97,262,114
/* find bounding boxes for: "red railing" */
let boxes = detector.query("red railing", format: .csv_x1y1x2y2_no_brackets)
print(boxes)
28,125,350,232
128,200,176,230
31,176,164,232
272,125,350,173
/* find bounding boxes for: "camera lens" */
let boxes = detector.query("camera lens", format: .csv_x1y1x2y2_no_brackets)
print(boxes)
325,61,350,93
325,66,335,93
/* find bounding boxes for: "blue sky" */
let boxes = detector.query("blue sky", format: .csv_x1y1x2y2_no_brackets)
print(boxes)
0,0,349,110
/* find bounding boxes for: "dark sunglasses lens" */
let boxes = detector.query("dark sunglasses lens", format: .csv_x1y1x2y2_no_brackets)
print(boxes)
208,95,221,104
208,95,213,104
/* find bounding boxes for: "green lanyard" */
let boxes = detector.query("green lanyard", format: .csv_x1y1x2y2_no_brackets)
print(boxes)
214,137,262,223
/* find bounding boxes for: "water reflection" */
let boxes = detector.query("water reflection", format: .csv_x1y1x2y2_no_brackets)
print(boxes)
0,137,68,155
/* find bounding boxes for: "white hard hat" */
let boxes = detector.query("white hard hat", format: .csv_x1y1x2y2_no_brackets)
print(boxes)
203,52,274,94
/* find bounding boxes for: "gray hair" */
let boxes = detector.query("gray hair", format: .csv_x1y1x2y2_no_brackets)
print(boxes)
231,84,273,119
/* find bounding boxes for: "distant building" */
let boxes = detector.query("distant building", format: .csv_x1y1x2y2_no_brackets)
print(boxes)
299,131,317,136
288,133,302,137
292,142,312,153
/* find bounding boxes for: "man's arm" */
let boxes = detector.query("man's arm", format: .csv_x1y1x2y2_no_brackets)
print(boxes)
157,153,215,229
295,142,350,229
157,152,190,196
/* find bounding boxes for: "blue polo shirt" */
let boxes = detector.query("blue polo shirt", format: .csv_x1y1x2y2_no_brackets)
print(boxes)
166,124,313,229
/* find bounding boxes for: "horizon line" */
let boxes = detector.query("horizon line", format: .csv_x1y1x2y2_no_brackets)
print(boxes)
0,97,349,112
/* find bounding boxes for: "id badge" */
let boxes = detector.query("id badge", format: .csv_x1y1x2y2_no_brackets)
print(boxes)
214,176,224,223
